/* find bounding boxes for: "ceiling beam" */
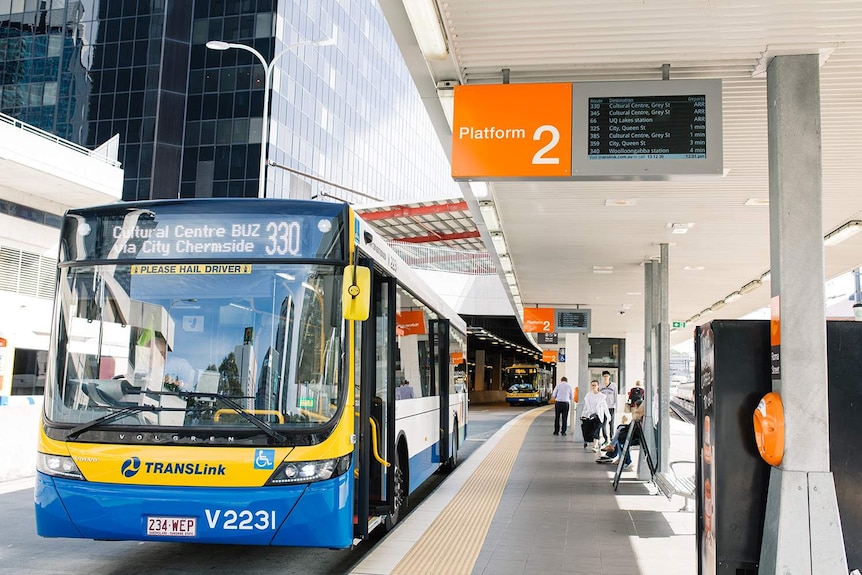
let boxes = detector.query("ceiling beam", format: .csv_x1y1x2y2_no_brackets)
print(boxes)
395,230,481,243
360,200,469,220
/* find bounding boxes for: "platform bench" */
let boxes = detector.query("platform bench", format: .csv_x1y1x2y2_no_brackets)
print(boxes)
654,460,696,512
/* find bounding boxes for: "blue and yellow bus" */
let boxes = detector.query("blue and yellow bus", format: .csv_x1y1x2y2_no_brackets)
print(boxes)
504,364,552,406
35,199,467,547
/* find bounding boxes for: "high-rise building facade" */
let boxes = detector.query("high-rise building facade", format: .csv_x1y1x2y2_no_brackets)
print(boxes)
0,0,459,203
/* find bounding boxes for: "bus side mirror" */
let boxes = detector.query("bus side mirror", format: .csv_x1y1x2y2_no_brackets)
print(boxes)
342,265,370,321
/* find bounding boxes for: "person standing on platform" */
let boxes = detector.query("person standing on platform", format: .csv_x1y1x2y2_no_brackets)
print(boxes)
395,380,414,400
599,370,618,445
581,380,610,451
551,376,574,435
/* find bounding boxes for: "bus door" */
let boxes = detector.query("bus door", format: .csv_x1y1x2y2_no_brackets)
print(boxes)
355,271,396,538
429,319,451,465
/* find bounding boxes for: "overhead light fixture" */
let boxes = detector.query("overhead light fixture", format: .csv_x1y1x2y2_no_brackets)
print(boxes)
824,220,862,247
626,291,642,296
468,180,487,199
605,198,637,207
760,271,771,283
683,265,705,271
402,0,448,60
491,232,507,256
739,280,762,294
593,265,614,274
724,292,742,304
744,198,770,206
710,300,726,312
667,222,694,234
478,201,500,233
498,254,513,273
436,79,457,130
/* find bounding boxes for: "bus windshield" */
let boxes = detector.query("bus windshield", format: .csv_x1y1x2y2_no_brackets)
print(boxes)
504,368,538,392
46,262,344,432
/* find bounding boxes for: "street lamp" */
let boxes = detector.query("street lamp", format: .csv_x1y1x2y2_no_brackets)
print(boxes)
206,38,335,198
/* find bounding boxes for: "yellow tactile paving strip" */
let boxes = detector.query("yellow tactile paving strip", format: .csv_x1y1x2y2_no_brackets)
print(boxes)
390,406,551,575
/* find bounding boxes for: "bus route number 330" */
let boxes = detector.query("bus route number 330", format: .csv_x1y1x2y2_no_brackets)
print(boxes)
146,509,277,537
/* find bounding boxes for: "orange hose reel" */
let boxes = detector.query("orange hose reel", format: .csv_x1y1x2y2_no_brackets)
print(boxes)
753,391,785,467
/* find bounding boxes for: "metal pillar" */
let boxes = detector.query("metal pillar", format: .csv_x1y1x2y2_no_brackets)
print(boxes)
760,54,847,575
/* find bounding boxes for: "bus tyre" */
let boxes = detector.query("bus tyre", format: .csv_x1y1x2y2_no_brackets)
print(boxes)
446,422,459,472
386,450,407,530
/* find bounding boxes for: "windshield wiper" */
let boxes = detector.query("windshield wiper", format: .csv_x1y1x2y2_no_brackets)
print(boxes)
67,405,159,440
181,391,285,444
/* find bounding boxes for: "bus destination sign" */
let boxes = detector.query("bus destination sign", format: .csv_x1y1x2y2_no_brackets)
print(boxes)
587,94,706,160
65,209,345,262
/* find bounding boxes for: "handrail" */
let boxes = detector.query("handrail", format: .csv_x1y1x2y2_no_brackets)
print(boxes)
214,408,285,424
368,417,391,468
0,111,122,168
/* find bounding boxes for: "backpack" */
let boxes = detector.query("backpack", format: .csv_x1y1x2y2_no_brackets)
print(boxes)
629,386,644,406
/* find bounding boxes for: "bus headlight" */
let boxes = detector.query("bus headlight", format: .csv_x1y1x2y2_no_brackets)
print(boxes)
265,454,351,486
37,453,84,480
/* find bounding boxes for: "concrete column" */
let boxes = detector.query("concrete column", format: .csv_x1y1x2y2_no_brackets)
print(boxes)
760,54,847,575
490,353,502,391
658,243,670,473
474,349,486,391
624,331,644,393
566,332,582,442
640,261,656,480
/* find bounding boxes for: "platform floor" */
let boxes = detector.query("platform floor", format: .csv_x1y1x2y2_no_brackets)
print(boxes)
349,406,696,575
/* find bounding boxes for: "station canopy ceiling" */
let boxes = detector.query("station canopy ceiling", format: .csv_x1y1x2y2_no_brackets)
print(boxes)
379,0,862,344
354,197,483,252
354,201,544,359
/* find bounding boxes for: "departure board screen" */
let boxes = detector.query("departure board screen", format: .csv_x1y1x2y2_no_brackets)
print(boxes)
571,79,722,177
587,95,706,160
554,309,591,333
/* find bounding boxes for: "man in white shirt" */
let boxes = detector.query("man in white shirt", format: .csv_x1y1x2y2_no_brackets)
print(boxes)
551,376,574,435
395,380,415,400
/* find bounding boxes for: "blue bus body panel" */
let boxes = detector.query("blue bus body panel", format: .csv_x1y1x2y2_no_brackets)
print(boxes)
35,470,354,548
408,441,438,493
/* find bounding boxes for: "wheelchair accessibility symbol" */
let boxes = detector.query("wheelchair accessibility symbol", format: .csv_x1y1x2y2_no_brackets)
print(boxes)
254,449,275,470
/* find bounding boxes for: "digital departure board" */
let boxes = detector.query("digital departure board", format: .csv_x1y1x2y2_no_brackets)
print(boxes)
572,79,722,178
554,309,591,333
587,95,706,160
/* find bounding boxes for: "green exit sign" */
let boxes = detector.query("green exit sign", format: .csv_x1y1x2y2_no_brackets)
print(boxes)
672,321,687,328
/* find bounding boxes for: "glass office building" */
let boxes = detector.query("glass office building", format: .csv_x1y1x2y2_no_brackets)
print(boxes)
0,0,459,203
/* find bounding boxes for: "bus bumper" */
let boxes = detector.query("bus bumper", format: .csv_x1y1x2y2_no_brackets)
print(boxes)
34,470,354,547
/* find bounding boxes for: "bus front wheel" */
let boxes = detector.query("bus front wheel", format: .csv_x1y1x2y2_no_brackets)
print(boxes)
386,449,408,529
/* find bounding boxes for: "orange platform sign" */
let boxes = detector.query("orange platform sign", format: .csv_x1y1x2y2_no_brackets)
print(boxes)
451,83,573,180
542,350,558,363
523,308,554,333
450,352,464,365
396,310,426,336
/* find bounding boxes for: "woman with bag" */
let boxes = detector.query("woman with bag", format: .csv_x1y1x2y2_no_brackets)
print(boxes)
581,380,610,452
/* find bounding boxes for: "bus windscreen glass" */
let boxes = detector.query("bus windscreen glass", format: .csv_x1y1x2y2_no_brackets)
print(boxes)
46,261,344,435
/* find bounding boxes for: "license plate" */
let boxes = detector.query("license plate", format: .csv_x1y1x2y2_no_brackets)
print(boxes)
146,516,197,537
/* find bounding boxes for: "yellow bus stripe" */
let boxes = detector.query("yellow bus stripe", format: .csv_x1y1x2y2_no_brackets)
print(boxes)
390,406,550,575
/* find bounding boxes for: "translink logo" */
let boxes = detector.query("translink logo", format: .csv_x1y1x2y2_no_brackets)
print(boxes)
120,458,226,477
144,462,227,475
